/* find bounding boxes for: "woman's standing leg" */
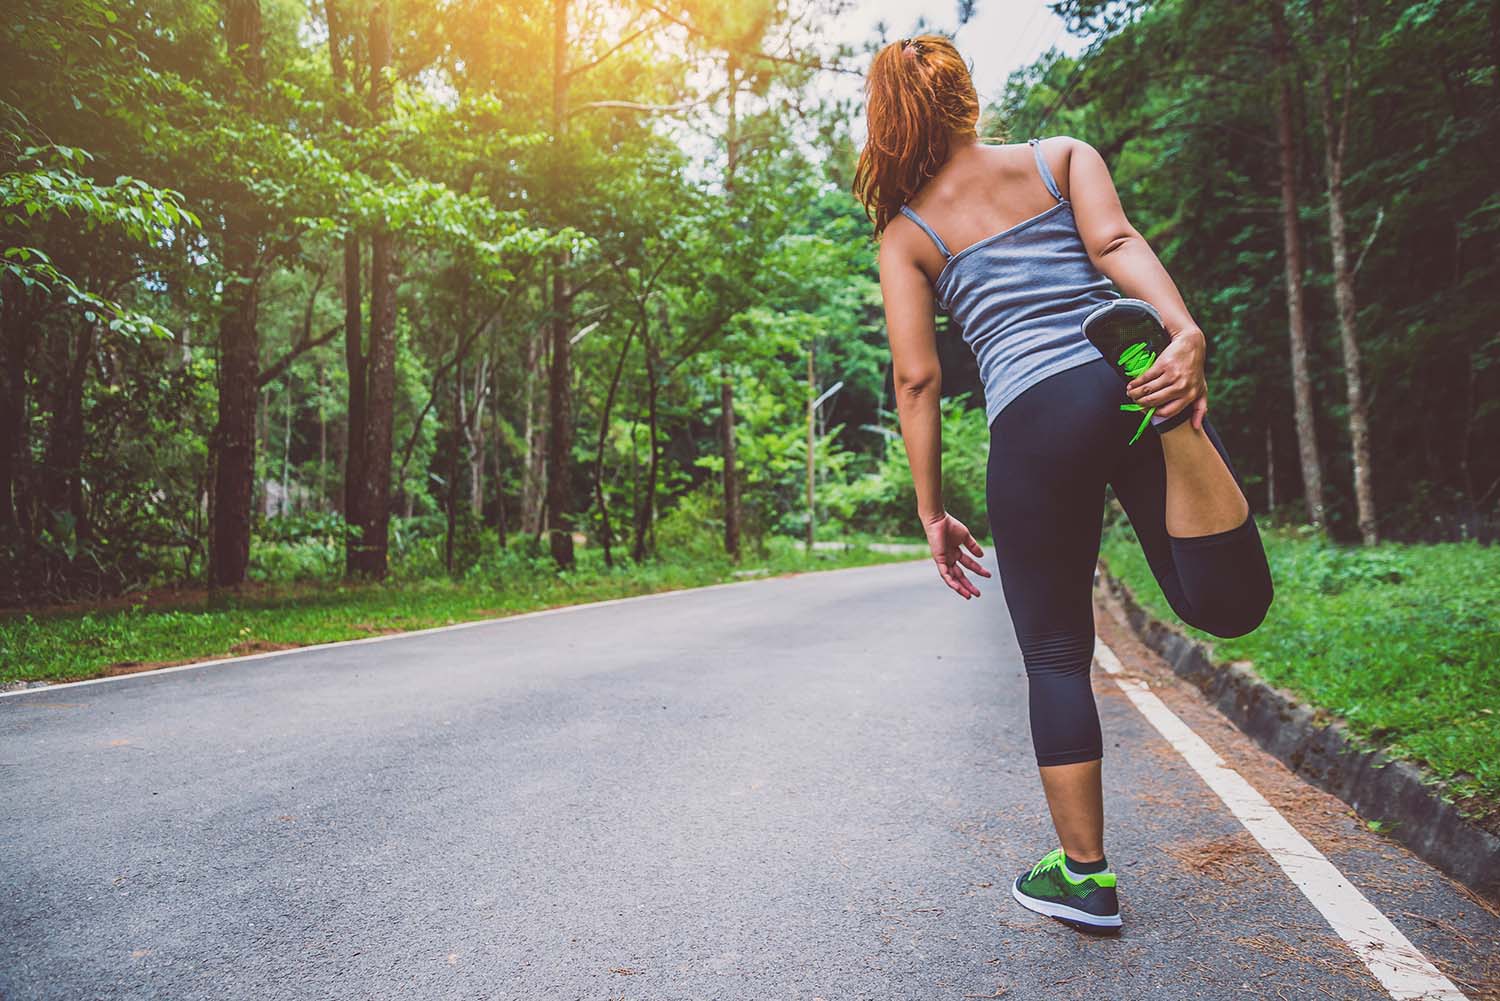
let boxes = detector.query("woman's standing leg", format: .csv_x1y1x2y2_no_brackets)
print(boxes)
986,362,1119,864
987,362,1128,928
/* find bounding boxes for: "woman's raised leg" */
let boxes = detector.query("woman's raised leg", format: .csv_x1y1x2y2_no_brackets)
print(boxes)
1158,420,1250,537
1110,415,1273,638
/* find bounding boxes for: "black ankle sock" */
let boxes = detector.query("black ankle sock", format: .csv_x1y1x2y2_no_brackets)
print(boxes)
1065,853,1108,874
1151,407,1193,434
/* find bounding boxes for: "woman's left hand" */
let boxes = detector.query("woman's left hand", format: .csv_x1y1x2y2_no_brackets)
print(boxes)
1125,327,1209,430
921,510,992,600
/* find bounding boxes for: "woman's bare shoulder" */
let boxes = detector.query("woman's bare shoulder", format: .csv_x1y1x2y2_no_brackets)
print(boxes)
1035,135,1088,199
877,217,921,271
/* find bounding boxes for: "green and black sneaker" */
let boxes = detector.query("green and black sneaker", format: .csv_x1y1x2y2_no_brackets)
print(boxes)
1081,297,1192,444
1011,847,1122,929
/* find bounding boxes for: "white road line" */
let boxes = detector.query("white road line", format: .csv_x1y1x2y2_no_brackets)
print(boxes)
0,558,922,700
1094,639,1467,1001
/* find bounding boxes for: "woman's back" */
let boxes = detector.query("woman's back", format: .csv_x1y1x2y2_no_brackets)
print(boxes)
896,137,1119,428
899,139,1069,280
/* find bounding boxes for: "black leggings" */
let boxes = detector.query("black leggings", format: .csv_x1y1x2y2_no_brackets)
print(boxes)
985,357,1273,767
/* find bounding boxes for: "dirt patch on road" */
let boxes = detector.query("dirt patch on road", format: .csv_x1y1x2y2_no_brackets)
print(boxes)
1162,831,1263,880
229,639,300,656
70,658,200,681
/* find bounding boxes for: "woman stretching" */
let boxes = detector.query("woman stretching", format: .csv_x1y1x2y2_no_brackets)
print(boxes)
855,34,1274,931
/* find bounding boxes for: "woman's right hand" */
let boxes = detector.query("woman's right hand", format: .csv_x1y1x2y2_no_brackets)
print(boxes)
922,511,992,600
1126,327,1209,428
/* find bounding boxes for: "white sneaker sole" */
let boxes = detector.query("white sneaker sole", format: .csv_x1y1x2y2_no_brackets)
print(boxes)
1011,879,1123,928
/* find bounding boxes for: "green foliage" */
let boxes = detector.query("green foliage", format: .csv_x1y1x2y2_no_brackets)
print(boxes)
1298,538,1412,594
1,144,199,239
249,535,343,582
655,483,727,562
248,512,348,581
0,139,196,339
821,393,992,538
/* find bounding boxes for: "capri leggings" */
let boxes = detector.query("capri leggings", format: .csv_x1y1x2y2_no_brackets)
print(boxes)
985,356,1274,767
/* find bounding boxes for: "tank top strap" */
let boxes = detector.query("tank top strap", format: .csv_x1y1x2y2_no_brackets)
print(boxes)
1028,137,1065,203
898,204,953,259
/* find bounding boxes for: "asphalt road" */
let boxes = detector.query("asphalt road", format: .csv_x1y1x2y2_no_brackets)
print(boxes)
2,560,1495,1000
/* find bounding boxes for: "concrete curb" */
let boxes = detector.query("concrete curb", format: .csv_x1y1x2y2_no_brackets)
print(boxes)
1095,562,1500,905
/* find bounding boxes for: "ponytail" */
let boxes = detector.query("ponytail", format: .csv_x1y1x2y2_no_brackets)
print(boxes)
853,35,987,236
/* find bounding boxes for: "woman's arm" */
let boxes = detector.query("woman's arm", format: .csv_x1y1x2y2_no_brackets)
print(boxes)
1064,137,1210,428
878,232,991,600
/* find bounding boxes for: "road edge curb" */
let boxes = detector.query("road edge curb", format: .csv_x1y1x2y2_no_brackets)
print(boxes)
1095,560,1500,906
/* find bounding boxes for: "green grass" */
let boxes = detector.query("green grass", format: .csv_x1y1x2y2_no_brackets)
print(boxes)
0,536,927,686
1100,519,1500,813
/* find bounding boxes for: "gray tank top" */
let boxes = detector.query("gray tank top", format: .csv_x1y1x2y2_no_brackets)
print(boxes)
899,137,1117,428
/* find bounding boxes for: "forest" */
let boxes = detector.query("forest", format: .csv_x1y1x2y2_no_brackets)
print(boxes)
2,0,1497,609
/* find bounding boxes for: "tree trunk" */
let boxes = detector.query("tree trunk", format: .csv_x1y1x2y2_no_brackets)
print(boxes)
0,273,36,546
545,263,574,564
1314,0,1378,544
318,361,328,510
256,386,269,516
492,386,508,547
444,362,460,574
345,0,397,579
470,416,485,515
720,368,739,559
281,375,294,515
326,0,366,555
1270,2,1326,529
465,355,488,513
339,236,364,531
594,323,637,569
209,0,265,587
721,55,742,560
632,320,660,563
42,321,95,543
520,326,546,536
545,0,576,568
351,229,397,576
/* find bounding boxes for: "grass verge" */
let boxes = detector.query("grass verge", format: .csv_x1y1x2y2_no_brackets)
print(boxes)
1,537,926,687
1099,519,1500,816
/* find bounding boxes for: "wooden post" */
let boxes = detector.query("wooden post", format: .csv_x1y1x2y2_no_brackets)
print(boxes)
805,337,815,553
1266,425,1276,514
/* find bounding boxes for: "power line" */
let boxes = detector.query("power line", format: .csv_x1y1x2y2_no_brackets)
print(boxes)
1018,7,1066,66
1031,18,1068,60
996,2,1046,72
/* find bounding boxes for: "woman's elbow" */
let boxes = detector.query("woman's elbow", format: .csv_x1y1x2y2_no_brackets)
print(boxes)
894,367,941,397
1093,230,1142,261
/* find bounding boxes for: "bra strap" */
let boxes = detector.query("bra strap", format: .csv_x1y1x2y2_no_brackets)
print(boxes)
898,204,953,259
1028,137,1064,202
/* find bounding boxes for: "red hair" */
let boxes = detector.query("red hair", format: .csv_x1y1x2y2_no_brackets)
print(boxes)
853,34,987,236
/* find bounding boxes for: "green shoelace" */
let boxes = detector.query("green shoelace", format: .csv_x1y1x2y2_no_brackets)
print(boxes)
1117,341,1157,445
1026,847,1116,891
1027,847,1068,882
